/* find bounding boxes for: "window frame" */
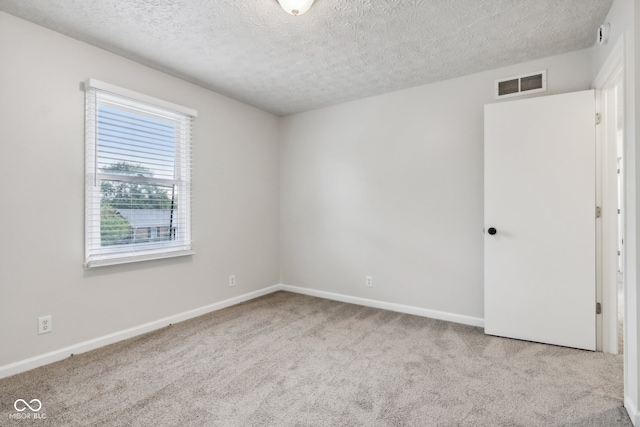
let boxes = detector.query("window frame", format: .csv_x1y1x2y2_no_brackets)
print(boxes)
84,79,197,268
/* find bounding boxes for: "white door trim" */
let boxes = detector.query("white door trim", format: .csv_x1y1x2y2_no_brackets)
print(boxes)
593,37,624,355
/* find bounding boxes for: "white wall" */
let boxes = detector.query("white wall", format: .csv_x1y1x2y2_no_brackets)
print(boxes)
280,49,594,322
633,2,640,422
0,12,280,368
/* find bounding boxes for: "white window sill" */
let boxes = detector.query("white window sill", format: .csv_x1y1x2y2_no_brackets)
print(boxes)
84,249,195,269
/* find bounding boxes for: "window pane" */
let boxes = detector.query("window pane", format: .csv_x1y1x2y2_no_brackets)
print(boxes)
97,105,176,180
100,180,178,246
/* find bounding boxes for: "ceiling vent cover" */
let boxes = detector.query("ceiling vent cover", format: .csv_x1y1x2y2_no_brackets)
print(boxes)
495,70,546,99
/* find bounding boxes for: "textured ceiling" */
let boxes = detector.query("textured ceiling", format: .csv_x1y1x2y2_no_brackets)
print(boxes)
0,0,613,116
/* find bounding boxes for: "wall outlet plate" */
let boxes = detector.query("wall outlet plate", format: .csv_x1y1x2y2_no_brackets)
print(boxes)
229,274,236,287
38,315,52,334
366,276,373,287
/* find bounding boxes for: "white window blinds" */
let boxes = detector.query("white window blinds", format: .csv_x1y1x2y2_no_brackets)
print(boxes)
84,80,196,268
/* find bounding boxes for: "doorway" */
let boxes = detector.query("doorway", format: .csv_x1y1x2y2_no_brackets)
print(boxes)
595,44,624,355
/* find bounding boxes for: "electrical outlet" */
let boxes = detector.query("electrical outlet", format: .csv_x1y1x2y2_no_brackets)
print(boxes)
38,315,52,335
229,274,236,287
366,276,373,287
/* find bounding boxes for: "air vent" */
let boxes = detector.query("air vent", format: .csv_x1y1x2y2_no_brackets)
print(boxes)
495,70,546,99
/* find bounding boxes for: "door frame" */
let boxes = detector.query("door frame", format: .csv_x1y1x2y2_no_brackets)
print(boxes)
593,37,624,355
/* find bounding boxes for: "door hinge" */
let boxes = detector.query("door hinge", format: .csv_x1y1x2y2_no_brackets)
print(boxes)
596,302,602,314
596,113,602,125
596,206,602,218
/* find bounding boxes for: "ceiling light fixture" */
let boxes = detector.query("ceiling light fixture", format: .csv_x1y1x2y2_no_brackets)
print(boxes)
276,0,315,16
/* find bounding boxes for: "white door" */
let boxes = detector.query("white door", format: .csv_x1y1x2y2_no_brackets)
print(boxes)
484,90,596,351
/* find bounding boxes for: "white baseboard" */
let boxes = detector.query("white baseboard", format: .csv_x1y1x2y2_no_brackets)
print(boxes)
277,284,484,328
1,283,484,380
0,285,280,380
625,396,639,426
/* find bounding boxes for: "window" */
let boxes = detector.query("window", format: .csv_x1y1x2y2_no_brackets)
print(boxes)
84,80,197,268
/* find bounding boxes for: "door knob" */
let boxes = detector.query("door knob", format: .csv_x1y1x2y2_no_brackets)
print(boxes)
488,227,497,235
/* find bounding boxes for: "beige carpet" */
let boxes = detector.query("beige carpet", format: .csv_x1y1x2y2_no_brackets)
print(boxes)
0,291,631,426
